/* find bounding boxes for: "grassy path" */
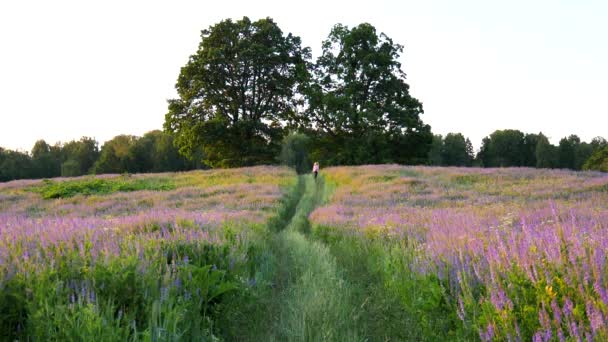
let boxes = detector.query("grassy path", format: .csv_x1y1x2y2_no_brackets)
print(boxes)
223,175,413,341
254,175,361,341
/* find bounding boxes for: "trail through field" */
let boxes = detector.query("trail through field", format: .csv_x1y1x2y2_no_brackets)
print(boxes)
233,175,412,341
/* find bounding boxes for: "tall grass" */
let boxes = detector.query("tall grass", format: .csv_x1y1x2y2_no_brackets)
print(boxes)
310,165,608,341
0,166,296,340
271,176,361,341
221,176,364,341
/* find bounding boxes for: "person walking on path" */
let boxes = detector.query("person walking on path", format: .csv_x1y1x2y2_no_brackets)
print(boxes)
312,162,319,179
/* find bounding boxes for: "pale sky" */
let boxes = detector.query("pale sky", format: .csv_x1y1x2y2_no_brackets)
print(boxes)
1,0,607,152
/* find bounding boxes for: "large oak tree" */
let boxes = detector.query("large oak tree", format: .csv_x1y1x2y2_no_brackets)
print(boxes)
164,17,310,167
305,23,432,165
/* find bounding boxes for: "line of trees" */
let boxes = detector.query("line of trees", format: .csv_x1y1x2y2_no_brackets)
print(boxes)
427,129,607,171
1,128,606,183
0,131,199,182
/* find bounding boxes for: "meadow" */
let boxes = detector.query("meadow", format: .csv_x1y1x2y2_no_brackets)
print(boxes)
0,166,296,340
2,164,608,341
311,165,608,341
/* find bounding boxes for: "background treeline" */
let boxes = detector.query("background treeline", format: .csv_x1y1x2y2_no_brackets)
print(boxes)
0,130,200,182
426,130,607,171
1,128,606,183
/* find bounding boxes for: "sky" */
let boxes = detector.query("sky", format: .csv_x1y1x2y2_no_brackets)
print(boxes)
1,0,607,152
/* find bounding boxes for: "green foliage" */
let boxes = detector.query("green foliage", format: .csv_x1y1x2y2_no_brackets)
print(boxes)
127,130,191,173
279,132,312,174
93,135,139,174
0,167,299,339
164,16,311,168
0,132,199,183
305,23,432,165
477,130,570,168
31,140,62,178
478,129,526,167
145,130,193,172
427,134,444,166
522,133,540,167
535,133,558,168
557,134,580,169
61,159,81,177
443,133,474,166
574,142,594,170
315,233,469,339
534,134,595,170
428,133,474,166
92,132,195,175
0,242,241,341
591,136,608,151
61,137,100,175
0,148,34,181
583,145,608,172
31,176,175,199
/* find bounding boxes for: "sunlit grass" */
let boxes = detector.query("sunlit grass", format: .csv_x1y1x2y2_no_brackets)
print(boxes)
0,166,296,340
311,165,608,340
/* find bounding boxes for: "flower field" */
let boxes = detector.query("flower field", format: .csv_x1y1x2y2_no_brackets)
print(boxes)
0,166,295,340
311,165,608,341
3,164,608,340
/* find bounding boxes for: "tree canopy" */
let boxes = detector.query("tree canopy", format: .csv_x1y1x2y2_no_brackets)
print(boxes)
427,133,473,166
305,23,432,165
535,133,558,169
61,137,99,176
164,16,311,168
583,145,608,172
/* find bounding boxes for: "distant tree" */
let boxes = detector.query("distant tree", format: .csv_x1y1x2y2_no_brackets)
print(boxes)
145,130,192,172
62,137,100,175
590,136,607,151
0,149,34,181
476,136,492,167
31,140,61,178
61,159,82,177
442,133,472,166
557,135,580,169
164,17,310,168
279,132,311,174
129,134,155,173
583,145,608,172
93,135,138,174
574,142,594,170
522,133,540,167
129,130,192,173
477,130,525,167
0,148,6,181
427,134,444,166
465,138,475,164
306,23,432,165
535,133,558,168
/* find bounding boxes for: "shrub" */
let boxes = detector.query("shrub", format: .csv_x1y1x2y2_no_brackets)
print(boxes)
279,132,312,174
31,176,175,199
